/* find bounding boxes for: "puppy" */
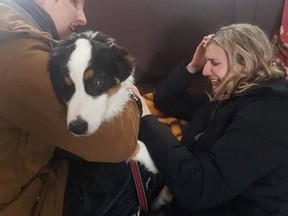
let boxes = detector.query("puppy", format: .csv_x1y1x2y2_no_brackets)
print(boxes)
49,31,170,215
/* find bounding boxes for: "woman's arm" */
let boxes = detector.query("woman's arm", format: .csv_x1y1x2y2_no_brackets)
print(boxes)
154,35,214,120
154,65,208,120
139,97,288,211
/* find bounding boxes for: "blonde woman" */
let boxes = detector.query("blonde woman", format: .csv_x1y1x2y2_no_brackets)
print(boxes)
139,24,288,216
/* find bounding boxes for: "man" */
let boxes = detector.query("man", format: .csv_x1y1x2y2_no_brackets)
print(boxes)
0,0,139,215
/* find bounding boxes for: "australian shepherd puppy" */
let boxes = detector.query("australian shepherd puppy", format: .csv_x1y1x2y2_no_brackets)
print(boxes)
48,31,170,216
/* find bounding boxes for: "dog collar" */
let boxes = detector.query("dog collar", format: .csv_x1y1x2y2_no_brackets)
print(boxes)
129,92,143,116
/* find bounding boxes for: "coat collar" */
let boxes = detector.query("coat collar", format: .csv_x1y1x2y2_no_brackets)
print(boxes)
0,0,58,39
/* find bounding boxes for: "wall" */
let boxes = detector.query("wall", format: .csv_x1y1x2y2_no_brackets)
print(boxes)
80,0,285,90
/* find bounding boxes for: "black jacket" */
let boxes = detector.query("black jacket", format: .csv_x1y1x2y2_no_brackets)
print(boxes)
139,66,288,216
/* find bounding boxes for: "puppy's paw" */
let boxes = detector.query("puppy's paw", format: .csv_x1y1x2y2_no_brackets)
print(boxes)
150,186,172,212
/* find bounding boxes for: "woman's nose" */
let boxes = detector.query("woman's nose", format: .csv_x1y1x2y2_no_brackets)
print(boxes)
202,63,211,77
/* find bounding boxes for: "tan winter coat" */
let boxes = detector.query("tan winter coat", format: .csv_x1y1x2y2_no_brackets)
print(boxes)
0,3,139,216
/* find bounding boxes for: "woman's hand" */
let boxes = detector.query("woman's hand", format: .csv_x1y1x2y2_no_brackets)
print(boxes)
130,85,151,117
140,97,151,117
186,34,214,73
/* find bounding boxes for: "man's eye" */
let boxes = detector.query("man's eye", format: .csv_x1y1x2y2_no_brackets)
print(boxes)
71,0,77,6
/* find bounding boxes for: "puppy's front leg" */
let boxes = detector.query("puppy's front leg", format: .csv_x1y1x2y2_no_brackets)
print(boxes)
132,140,158,174
131,141,172,212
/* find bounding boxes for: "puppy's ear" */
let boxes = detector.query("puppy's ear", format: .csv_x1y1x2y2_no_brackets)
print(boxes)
92,31,136,81
48,42,75,105
48,45,65,105
109,44,136,81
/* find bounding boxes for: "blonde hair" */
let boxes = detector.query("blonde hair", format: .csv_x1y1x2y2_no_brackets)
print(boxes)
207,23,285,101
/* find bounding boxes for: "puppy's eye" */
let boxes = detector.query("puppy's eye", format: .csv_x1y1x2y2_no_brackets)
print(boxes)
89,78,103,89
91,80,101,86
85,78,106,96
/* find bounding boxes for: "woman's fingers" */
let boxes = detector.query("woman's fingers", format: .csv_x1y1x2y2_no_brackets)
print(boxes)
202,34,214,48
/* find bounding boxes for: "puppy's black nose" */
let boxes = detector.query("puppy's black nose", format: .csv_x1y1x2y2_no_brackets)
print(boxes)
69,119,88,135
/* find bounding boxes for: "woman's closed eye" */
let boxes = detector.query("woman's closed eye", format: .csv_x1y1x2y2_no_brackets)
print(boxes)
211,60,221,66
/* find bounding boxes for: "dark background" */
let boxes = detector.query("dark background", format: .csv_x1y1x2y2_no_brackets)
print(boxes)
79,0,284,92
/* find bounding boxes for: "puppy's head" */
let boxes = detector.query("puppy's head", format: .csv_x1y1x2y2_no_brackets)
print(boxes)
49,31,135,136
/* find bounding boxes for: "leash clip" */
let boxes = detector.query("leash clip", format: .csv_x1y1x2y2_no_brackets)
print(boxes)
129,92,143,116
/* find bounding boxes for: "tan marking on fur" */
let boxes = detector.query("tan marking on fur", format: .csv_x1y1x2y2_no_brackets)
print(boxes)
107,78,121,96
64,77,73,86
83,69,94,81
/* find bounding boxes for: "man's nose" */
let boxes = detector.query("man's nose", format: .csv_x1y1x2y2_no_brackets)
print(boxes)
76,10,87,26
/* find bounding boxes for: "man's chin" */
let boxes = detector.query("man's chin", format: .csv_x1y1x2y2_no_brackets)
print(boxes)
59,31,73,39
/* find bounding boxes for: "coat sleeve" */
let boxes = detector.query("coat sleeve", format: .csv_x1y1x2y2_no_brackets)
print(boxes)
154,64,209,121
139,97,288,211
0,39,139,162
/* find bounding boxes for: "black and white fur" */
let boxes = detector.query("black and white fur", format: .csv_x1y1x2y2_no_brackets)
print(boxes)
49,31,170,215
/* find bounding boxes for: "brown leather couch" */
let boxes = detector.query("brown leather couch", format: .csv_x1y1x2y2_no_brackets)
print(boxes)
81,0,285,92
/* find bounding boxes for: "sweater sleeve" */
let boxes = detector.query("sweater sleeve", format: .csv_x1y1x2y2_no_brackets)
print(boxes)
139,96,288,211
154,64,208,121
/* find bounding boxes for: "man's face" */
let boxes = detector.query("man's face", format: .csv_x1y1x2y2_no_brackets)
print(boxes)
37,0,87,39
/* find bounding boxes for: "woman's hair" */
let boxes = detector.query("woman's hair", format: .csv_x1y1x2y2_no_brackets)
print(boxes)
207,23,286,101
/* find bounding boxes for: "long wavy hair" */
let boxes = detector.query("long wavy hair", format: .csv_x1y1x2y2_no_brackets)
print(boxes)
207,23,285,101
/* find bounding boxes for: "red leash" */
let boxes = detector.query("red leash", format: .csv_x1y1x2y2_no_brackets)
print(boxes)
130,160,148,212
129,92,148,211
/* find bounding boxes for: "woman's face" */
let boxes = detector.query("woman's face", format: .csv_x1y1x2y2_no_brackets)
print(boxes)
37,0,87,39
202,43,229,91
